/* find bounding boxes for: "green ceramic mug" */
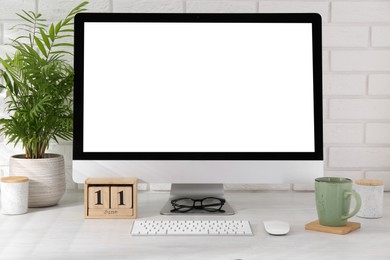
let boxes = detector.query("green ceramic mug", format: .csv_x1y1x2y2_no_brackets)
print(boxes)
315,177,361,227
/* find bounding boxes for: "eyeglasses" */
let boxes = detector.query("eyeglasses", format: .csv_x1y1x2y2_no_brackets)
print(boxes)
170,197,226,213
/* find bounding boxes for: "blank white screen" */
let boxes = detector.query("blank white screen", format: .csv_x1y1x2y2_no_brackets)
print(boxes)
83,22,314,152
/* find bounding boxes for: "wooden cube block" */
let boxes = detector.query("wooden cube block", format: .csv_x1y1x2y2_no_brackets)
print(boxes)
111,186,133,209
88,186,110,209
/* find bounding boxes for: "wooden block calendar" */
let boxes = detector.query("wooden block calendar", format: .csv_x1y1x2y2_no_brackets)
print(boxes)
84,178,137,219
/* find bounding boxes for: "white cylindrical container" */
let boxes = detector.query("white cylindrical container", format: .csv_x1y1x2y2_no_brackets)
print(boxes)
355,179,384,219
1,176,29,215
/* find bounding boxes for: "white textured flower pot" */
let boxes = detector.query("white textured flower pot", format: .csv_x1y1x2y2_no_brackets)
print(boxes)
9,154,65,207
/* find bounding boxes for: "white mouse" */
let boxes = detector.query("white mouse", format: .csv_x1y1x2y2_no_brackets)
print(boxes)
263,220,290,236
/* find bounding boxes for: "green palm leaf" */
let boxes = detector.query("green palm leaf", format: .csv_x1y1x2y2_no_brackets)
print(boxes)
0,1,88,158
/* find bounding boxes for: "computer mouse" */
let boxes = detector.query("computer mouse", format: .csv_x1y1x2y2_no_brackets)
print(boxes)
263,220,290,236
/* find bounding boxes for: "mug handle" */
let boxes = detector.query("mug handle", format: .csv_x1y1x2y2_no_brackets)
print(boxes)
341,191,362,220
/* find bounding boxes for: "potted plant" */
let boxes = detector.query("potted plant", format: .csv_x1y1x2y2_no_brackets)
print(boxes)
0,2,88,207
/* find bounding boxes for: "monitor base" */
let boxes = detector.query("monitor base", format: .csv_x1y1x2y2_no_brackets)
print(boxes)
160,184,235,215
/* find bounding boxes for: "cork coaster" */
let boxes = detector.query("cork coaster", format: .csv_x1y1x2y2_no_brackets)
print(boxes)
305,220,361,235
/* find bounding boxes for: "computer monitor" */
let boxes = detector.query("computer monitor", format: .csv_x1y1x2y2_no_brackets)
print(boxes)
73,13,323,214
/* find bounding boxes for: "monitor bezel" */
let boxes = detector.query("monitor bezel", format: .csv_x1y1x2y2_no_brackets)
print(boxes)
73,13,323,161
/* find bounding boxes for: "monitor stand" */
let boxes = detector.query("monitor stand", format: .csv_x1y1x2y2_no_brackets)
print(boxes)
160,184,235,215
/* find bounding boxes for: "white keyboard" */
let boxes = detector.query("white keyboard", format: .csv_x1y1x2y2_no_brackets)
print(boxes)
131,220,253,236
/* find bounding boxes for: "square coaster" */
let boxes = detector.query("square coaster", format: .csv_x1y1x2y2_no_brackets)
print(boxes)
305,220,361,235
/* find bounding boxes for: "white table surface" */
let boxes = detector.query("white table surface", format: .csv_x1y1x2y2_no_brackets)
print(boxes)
0,191,389,260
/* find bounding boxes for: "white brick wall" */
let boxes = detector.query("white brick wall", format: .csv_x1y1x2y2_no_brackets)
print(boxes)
369,74,390,95
324,123,364,144
113,0,183,13
39,0,111,20
323,74,366,96
323,25,369,48
329,147,390,168
1,0,390,192
329,99,390,120
0,23,3,44
323,50,330,72
372,26,390,47
0,0,35,20
366,124,390,144
332,51,390,72
186,1,257,13
332,2,390,23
